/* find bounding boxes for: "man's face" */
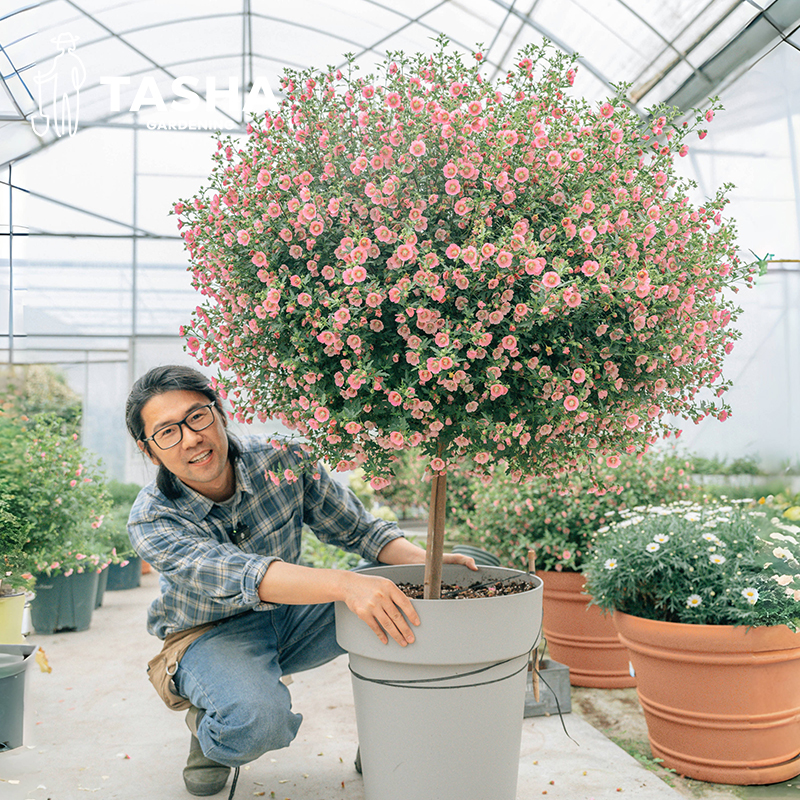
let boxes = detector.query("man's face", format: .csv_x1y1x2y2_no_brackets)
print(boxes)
138,389,234,501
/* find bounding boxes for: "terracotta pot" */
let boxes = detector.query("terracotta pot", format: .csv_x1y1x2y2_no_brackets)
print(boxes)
615,611,800,785
537,570,635,688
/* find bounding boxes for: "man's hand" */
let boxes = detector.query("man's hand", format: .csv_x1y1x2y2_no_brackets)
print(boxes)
341,572,420,646
442,551,479,570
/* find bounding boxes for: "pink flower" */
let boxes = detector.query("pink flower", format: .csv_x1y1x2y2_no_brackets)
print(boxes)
445,179,461,196
313,407,330,423
333,308,351,324
489,384,508,399
513,166,529,182
606,455,622,468
542,271,561,289
563,395,579,411
370,476,391,490
388,391,403,406
446,243,460,259
298,293,312,306
571,368,586,383
565,291,582,308
496,251,513,269
430,457,446,472
546,150,562,167
581,260,599,276
625,414,640,430
389,431,405,447
409,140,426,157
237,230,250,245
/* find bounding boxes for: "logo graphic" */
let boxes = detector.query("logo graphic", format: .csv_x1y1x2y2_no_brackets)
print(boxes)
31,32,86,138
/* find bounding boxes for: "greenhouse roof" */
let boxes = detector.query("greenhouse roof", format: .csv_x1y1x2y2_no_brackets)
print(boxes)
2,0,800,168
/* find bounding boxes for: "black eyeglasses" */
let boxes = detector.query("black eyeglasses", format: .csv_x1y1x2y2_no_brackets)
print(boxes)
141,403,216,451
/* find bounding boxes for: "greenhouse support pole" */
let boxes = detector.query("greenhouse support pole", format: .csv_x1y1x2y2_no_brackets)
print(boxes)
8,164,13,364
129,114,139,387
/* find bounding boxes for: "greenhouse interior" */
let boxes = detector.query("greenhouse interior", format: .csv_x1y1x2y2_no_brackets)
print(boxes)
2,1,800,799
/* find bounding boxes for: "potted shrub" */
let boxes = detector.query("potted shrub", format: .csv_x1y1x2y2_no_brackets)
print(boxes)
0,410,113,634
460,449,701,686
584,501,800,784
175,35,754,800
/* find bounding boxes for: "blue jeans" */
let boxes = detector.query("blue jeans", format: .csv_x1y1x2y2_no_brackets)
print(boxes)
174,603,346,767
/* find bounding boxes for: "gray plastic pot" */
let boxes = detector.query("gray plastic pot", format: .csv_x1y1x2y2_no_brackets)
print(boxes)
335,563,543,800
0,644,36,752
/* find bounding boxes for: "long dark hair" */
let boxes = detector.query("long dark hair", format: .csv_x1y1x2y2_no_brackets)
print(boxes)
126,365,240,499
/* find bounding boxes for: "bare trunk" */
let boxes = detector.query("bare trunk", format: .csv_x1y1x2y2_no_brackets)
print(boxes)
423,470,447,599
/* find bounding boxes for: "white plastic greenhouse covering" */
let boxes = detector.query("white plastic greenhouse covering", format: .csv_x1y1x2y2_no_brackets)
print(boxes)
0,0,799,483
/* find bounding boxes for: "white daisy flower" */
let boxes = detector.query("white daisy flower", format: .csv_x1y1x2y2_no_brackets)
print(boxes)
741,588,759,605
646,542,660,553
709,554,726,564
653,533,670,543
686,594,702,608
773,547,793,560
604,558,618,570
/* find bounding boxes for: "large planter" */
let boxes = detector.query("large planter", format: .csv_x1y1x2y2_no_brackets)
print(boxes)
30,570,99,634
0,593,26,644
106,557,142,590
335,564,543,800
537,570,635,688
614,610,800,784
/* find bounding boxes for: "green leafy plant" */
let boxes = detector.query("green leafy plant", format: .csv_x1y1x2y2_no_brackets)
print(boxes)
459,450,700,571
584,501,800,629
0,409,113,583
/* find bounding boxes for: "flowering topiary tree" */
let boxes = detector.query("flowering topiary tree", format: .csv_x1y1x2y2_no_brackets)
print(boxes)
176,37,755,598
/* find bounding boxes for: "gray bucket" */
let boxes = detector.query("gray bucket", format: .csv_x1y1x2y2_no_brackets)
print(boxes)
335,564,543,800
0,643,36,752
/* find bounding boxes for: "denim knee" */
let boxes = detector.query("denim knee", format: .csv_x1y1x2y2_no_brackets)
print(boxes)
202,694,303,767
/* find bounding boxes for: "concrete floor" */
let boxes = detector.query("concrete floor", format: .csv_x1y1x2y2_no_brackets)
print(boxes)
0,570,688,800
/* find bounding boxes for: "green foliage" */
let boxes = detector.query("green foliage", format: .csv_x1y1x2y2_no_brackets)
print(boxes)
0,365,82,435
101,480,142,559
689,454,761,475
457,450,701,571
584,502,800,629
300,528,361,570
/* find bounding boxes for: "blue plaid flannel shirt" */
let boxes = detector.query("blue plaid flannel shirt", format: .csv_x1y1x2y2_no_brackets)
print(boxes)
127,435,403,639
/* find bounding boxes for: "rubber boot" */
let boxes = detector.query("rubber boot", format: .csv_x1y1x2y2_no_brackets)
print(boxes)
183,733,231,796
183,707,230,796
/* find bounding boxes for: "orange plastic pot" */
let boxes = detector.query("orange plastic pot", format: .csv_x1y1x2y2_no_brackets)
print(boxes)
615,611,800,784
537,570,635,688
